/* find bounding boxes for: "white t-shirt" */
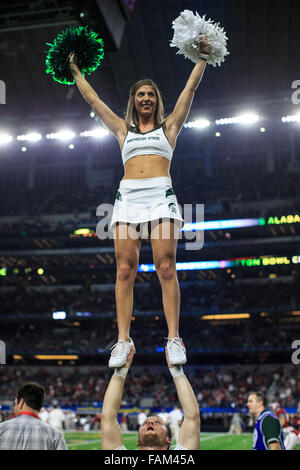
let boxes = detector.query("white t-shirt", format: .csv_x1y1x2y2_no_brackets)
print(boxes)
137,412,147,426
115,443,188,450
39,409,49,423
158,412,169,422
168,409,183,425
48,408,65,430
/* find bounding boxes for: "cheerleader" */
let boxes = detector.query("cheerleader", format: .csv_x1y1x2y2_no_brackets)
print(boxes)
66,11,229,368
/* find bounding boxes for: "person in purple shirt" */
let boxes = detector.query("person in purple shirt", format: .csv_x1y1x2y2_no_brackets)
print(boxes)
247,391,285,450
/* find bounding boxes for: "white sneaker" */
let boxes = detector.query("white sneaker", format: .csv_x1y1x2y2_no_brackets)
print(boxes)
108,338,135,368
166,337,187,365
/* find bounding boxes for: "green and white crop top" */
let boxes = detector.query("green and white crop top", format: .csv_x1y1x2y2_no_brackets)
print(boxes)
121,124,173,165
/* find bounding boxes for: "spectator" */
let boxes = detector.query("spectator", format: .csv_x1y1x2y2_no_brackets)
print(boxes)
39,407,49,423
137,410,148,429
120,413,128,432
168,404,183,444
158,408,169,424
228,413,244,434
48,403,65,431
247,391,285,450
0,382,67,450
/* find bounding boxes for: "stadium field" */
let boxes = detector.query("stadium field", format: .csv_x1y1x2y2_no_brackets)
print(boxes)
64,431,300,450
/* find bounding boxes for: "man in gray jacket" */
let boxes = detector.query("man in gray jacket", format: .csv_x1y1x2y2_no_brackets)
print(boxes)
0,382,67,450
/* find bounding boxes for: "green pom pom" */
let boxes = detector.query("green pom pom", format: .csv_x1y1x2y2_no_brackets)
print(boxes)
45,26,104,85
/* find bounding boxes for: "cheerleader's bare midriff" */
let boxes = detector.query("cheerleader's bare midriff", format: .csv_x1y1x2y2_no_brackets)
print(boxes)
122,154,171,180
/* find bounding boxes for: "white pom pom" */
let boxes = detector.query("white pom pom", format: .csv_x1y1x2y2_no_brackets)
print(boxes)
170,10,230,67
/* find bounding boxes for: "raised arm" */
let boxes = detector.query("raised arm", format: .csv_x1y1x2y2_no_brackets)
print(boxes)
69,53,127,143
165,39,211,145
166,348,200,450
101,347,134,450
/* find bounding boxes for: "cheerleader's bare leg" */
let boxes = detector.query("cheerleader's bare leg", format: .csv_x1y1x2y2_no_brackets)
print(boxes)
113,222,141,342
150,219,186,364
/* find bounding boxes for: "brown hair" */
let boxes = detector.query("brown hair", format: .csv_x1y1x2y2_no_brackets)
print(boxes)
247,391,267,407
125,79,165,132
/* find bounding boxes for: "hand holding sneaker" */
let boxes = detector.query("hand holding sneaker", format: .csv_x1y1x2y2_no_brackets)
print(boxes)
124,345,135,368
108,337,135,368
166,337,187,366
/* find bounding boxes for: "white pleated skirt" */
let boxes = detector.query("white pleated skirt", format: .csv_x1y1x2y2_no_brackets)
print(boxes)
109,176,184,237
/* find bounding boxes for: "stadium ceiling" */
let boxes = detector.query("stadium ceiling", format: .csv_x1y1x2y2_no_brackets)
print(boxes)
0,0,82,32
0,0,298,128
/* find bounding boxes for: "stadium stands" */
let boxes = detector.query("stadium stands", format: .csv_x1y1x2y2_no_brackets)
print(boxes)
0,96,299,435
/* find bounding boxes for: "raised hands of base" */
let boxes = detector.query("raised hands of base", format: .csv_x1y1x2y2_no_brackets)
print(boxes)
124,346,135,369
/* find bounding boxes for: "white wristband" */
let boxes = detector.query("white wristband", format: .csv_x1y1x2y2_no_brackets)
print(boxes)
114,367,129,380
169,366,184,378
199,53,209,61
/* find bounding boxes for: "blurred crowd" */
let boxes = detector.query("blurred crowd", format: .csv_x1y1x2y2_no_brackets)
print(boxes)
1,298,299,355
0,314,299,355
0,168,298,223
1,277,299,356
1,278,300,312
0,364,299,409
213,280,300,312
0,154,299,426
1,278,299,318
0,201,297,237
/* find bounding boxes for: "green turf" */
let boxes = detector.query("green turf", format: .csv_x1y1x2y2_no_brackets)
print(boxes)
64,431,300,450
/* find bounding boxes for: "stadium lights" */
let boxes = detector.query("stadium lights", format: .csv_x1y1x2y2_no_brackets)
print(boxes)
17,132,42,142
52,311,67,320
80,128,109,138
281,113,300,123
71,214,299,239
184,119,210,129
216,113,259,125
201,313,250,320
138,254,300,272
0,133,13,144
75,312,93,317
46,130,75,141
34,355,79,360
182,217,265,231
1,114,298,146
74,228,94,235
